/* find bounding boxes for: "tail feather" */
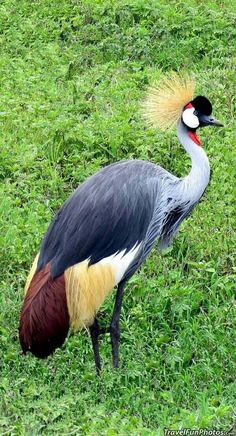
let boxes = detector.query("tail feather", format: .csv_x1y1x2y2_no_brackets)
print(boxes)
19,263,69,358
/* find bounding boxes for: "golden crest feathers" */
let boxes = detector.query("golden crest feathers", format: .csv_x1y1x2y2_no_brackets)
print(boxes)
142,72,195,130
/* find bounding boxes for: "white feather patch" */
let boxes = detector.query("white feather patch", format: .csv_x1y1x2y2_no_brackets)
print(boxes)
99,243,141,284
182,107,199,128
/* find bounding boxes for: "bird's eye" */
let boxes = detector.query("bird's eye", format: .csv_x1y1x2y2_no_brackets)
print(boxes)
182,107,199,129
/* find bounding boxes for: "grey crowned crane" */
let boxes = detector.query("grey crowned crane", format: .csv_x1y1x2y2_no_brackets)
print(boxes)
19,73,223,373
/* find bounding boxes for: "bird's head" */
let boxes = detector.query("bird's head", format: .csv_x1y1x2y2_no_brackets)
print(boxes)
181,95,223,145
142,73,223,144
182,95,223,129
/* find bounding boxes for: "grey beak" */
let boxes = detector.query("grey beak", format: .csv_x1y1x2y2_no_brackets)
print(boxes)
210,117,224,127
198,113,224,128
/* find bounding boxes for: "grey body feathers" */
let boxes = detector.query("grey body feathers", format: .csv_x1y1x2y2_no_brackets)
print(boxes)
38,160,198,282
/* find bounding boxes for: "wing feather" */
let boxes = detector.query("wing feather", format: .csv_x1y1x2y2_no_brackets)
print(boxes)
38,160,166,279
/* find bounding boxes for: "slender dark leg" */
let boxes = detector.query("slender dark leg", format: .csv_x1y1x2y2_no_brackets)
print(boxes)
110,281,125,368
89,318,101,375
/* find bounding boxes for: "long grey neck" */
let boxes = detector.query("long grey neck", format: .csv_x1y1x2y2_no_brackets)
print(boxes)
177,120,210,202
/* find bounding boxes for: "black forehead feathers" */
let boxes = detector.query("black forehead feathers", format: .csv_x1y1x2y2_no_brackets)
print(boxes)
191,96,212,116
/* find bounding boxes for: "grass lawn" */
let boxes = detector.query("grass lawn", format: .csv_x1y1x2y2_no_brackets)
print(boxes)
0,0,235,434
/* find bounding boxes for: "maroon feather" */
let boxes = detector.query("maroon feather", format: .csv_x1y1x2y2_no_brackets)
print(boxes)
19,264,69,358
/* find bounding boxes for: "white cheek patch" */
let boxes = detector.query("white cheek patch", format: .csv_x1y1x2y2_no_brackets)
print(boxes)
182,107,199,128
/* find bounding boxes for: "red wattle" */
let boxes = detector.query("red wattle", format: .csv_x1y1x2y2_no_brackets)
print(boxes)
184,102,193,109
188,131,202,146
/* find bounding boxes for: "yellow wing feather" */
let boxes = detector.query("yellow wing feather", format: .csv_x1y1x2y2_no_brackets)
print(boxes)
25,254,115,331
142,72,195,130
24,253,39,294
65,260,115,330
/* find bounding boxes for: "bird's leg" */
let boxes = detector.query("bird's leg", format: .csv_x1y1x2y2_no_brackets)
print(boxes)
110,281,125,368
89,318,101,375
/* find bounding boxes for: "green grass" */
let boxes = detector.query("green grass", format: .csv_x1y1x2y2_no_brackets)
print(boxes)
0,0,235,434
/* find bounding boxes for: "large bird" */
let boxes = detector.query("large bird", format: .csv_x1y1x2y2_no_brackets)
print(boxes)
19,73,223,373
